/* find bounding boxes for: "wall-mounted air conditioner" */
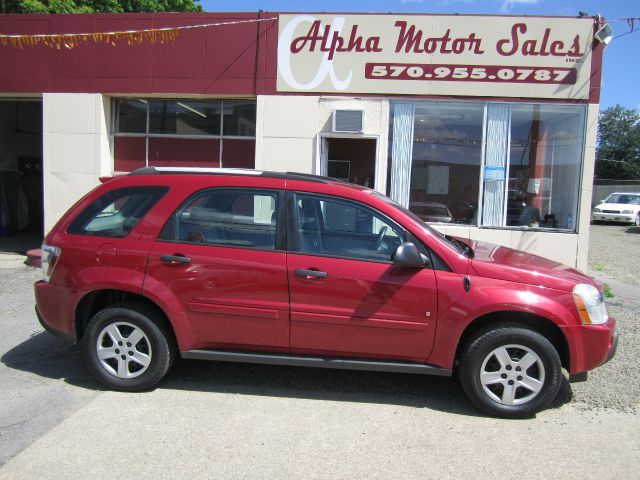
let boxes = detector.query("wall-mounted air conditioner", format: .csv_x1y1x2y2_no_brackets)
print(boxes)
332,109,363,133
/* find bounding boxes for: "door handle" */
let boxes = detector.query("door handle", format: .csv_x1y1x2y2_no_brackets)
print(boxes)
160,254,192,265
294,268,328,279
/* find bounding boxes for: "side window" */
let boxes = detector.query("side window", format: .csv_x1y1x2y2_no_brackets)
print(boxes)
160,188,278,251
68,186,168,238
294,193,404,262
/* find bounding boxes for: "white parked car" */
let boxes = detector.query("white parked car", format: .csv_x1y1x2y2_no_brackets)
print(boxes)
592,192,640,225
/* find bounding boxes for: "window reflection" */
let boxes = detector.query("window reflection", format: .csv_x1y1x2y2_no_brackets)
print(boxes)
508,105,585,230
149,100,221,135
409,104,484,224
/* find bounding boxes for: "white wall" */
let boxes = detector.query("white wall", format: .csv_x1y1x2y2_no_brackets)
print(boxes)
43,93,111,233
256,95,390,193
318,97,389,193
255,95,320,174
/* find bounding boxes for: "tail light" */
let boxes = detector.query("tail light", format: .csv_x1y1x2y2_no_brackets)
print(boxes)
41,244,61,283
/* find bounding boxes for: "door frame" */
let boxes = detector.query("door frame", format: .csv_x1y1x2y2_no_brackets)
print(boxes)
316,132,381,190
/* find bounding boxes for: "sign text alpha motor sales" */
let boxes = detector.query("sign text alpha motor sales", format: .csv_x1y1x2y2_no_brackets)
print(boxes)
276,14,595,99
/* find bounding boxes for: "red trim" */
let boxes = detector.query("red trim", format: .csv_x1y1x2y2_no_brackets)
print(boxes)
0,12,600,103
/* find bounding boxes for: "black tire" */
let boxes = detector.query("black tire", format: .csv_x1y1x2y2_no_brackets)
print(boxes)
459,325,562,418
634,213,640,227
82,302,175,392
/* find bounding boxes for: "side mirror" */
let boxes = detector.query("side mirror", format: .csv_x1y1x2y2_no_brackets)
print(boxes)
600,200,605,204
392,242,425,268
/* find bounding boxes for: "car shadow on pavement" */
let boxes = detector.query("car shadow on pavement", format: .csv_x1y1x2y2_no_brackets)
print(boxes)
2,332,574,419
1,331,97,389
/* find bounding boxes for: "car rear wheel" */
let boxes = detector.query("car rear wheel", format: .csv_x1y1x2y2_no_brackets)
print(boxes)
82,302,175,391
459,325,562,418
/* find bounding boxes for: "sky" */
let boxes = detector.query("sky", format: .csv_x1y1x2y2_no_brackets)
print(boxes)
200,0,640,111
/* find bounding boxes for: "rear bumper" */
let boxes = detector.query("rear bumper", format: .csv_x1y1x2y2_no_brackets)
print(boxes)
34,280,81,343
35,305,74,342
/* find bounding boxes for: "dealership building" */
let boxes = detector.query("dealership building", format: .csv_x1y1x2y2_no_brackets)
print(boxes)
0,12,604,268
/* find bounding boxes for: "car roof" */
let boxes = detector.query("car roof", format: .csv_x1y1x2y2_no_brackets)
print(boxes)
127,166,345,185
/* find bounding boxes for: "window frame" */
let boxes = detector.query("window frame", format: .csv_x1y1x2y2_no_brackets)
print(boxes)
111,97,257,171
287,191,408,264
157,187,286,253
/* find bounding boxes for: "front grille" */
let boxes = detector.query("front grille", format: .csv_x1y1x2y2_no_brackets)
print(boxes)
602,210,620,214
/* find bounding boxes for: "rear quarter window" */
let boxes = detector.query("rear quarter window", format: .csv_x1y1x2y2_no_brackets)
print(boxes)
67,186,169,238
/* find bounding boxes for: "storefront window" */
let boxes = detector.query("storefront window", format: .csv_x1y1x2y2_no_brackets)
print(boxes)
113,98,256,172
506,105,585,230
409,103,484,225
222,100,257,137
114,99,146,134
389,101,585,232
149,100,221,136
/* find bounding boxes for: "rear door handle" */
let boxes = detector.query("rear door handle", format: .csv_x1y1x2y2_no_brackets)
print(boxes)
294,268,328,279
160,254,192,265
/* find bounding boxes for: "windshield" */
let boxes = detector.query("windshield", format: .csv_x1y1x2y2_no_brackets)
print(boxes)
604,194,640,205
370,191,473,257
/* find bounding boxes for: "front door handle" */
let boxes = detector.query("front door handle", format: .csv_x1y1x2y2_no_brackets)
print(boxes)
294,268,328,279
160,254,192,265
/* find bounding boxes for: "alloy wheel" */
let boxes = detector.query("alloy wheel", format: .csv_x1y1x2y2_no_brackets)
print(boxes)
479,344,545,406
96,321,152,379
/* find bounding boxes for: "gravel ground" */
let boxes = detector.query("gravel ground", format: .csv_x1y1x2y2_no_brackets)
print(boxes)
588,223,640,285
579,222,640,414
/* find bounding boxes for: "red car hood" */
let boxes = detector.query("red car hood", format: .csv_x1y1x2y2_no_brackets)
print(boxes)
465,239,595,292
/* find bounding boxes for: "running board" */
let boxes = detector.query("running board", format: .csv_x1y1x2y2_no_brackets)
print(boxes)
181,349,452,377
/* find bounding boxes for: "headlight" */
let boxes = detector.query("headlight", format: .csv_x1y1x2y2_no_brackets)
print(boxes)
573,283,608,325
592,208,601,213
621,209,633,214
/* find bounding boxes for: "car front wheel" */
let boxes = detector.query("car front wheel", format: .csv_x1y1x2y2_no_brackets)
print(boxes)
82,303,175,391
459,325,562,418
635,213,640,226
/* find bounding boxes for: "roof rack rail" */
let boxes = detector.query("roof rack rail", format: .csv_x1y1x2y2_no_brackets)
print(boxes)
126,166,348,184
128,166,263,176
284,172,346,183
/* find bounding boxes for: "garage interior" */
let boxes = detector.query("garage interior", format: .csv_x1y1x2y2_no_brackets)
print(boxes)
0,99,43,253
326,137,377,187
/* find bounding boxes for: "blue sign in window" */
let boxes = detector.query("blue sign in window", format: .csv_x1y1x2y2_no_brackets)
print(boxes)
484,165,505,181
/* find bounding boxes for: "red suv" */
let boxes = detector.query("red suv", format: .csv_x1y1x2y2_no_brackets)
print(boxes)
35,167,618,418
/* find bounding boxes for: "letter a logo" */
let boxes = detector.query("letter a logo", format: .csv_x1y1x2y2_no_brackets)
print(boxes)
278,15,353,91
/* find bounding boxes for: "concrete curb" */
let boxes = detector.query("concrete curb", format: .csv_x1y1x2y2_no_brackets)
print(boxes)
0,253,28,270
586,269,640,304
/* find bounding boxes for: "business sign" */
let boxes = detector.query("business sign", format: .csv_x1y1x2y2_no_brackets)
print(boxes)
277,14,595,99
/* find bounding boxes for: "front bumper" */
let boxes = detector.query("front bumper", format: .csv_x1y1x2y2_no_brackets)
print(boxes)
603,326,620,365
560,317,618,374
592,212,635,223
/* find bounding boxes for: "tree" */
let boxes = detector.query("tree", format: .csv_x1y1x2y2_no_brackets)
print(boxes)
1,0,202,13
595,104,640,180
